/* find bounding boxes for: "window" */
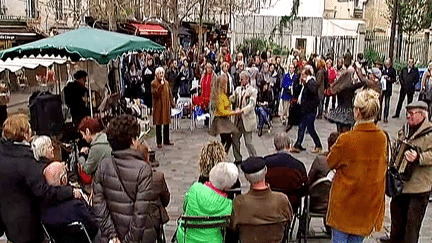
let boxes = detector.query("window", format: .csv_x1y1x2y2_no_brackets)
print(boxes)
27,0,36,18
55,0,63,20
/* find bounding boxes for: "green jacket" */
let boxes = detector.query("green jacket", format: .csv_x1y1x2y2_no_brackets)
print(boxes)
79,132,112,175
176,182,232,243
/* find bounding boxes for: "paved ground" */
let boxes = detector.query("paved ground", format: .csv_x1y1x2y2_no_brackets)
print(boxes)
1,83,432,242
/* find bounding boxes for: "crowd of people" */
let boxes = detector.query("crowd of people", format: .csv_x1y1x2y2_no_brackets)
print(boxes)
1,40,432,243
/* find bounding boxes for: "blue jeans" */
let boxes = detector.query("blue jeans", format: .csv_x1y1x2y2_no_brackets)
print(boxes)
294,112,322,148
256,106,271,128
332,228,364,243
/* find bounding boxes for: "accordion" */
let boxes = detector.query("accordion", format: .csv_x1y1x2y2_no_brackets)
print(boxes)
391,139,418,181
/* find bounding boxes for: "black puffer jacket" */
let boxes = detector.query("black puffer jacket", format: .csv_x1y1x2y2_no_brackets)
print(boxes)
94,148,159,243
0,138,74,243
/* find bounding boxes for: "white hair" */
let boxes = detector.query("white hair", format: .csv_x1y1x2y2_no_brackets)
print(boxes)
244,167,267,184
155,66,165,75
31,135,52,161
209,162,239,190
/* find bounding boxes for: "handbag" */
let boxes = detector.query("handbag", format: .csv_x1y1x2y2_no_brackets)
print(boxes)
384,132,404,197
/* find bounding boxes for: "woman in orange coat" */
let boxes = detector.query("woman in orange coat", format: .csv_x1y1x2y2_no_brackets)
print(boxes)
326,89,387,242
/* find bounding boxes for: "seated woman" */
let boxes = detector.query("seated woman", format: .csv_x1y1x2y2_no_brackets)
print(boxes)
198,140,226,183
31,135,55,172
256,81,274,136
176,162,239,243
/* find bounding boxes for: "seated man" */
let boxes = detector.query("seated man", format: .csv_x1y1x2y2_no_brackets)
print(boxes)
308,132,339,214
231,157,293,243
264,133,308,212
41,162,98,241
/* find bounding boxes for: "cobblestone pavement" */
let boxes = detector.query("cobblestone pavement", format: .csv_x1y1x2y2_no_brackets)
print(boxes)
1,84,432,242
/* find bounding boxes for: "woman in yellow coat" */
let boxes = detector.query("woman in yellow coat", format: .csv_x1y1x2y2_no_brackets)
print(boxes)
327,89,387,242
208,74,241,153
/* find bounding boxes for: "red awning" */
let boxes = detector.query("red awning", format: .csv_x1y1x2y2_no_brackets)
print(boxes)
132,23,168,36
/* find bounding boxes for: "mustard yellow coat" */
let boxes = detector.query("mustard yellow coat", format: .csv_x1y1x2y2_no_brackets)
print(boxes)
326,122,387,236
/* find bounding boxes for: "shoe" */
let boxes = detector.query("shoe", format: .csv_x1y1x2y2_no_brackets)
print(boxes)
297,145,306,151
392,115,399,118
285,124,293,132
164,142,174,146
157,144,163,149
383,119,388,123
378,235,390,243
290,147,301,153
258,127,263,137
311,147,322,154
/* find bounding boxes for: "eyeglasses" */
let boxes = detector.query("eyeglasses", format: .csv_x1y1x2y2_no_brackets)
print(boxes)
406,111,422,117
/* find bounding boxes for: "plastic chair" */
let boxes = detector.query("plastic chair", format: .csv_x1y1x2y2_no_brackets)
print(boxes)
175,215,231,243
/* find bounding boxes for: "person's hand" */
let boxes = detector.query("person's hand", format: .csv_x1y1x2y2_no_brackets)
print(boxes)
233,109,242,115
109,237,121,243
405,149,418,163
80,147,89,155
73,188,83,199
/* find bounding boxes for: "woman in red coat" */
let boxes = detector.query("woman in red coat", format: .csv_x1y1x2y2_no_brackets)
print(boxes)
193,63,215,111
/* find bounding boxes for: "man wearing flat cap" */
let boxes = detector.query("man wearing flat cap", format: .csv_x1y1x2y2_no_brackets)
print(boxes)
64,70,90,127
389,100,432,243
230,157,293,242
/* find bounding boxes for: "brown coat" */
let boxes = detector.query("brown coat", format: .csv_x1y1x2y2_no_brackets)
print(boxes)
327,122,387,236
231,187,293,242
151,78,174,125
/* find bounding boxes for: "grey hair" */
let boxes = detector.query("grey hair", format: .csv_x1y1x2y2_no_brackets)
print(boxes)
274,133,291,151
304,64,315,76
31,135,52,161
209,162,239,190
155,66,165,75
239,70,250,80
244,166,267,184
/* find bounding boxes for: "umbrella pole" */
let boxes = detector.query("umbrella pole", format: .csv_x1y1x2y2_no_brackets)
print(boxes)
87,61,93,118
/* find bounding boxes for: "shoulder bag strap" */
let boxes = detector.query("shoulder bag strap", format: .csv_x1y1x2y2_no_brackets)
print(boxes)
110,156,135,202
384,131,393,167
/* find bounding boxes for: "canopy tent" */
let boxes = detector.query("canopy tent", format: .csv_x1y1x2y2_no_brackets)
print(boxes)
0,26,165,65
0,56,68,73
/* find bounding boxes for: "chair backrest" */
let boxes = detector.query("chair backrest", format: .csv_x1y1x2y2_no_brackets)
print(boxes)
42,221,93,243
238,221,288,243
266,166,307,210
308,177,332,215
178,215,231,243
179,215,231,229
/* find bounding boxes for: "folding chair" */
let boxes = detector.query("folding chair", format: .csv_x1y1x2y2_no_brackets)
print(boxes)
174,215,231,243
304,177,332,241
42,221,93,243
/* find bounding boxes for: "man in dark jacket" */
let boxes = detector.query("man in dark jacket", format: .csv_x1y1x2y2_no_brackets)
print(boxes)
291,68,323,153
41,162,98,241
381,58,397,123
264,133,308,212
393,58,420,118
64,70,90,127
0,114,78,243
